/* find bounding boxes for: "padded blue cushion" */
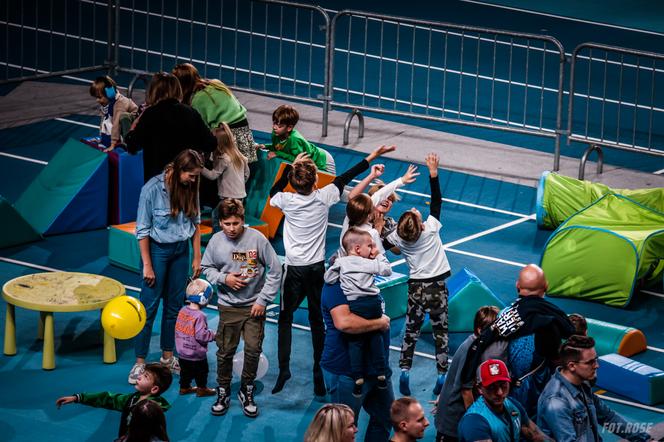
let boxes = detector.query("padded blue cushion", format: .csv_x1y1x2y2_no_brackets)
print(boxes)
596,353,664,405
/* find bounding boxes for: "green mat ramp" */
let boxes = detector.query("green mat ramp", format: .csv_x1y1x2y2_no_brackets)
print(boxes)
14,138,108,235
0,195,41,248
541,193,664,307
536,171,664,230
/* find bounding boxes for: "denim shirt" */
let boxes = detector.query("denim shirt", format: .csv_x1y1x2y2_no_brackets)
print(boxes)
136,172,200,243
537,369,651,442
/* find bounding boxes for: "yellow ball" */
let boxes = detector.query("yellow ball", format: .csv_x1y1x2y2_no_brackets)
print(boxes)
101,296,147,340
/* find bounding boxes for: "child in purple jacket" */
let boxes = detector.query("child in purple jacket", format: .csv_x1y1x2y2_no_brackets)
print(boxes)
175,279,216,397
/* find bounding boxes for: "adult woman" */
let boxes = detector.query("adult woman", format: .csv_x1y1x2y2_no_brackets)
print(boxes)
304,404,358,442
125,72,216,182
128,149,204,384
172,63,258,164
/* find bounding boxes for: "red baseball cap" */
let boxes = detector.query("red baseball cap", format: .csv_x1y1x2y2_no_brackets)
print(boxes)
479,359,511,387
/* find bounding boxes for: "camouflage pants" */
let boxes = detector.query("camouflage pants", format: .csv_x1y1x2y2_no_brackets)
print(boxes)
399,279,449,373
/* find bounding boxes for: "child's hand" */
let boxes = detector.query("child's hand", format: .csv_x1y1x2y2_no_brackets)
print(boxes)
267,152,277,160
225,273,248,291
429,399,439,415
256,144,266,150
250,303,266,318
367,145,396,162
56,396,77,408
425,153,439,177
373,211,385,234
370,164,385,179
401,164,420,184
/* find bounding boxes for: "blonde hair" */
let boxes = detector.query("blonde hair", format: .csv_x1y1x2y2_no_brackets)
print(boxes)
304,404,354,442
172,62,233,105
214,122,247,171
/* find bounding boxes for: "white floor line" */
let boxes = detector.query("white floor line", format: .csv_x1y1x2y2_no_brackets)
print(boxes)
654,168,664,175
459,0,664,38
350,179,531,218
54,117,99,129
647,346,664,354
0,152,48,165
445,248,526,267
596,393,664,414
642,290,664,299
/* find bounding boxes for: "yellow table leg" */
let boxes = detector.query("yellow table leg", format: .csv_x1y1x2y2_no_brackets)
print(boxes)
42,312,55,370
4,303,16,356
103,329,116,364
38,311,45,340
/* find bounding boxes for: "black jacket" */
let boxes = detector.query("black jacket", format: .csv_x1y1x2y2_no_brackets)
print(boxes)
125,98,217,182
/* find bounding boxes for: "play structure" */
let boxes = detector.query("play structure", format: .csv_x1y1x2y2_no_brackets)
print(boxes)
536,171,664,230
541,193,664,307
537,172,664,308
597,353,664,405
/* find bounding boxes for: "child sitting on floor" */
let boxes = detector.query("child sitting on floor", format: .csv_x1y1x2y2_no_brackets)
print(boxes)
174,278,216,397
324,227,392,397
259,104,336,174
56,363,172,440
88,75,138,151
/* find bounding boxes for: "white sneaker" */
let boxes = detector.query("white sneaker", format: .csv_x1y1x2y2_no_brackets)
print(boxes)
128,362,145,385
160,356,181,375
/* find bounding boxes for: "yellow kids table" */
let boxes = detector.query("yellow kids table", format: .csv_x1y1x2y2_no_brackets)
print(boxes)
2,272,125,370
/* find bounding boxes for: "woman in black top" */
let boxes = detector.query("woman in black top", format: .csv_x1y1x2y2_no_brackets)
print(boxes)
125,72,216,182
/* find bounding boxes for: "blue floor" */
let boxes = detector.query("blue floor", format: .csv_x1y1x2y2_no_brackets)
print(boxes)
0,114,662,440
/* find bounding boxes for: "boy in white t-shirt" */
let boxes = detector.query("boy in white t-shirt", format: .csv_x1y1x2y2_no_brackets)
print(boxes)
269,145,396,396
385,153,451,397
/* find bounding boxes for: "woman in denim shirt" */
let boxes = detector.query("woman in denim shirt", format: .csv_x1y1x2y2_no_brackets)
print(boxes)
128,149,205,384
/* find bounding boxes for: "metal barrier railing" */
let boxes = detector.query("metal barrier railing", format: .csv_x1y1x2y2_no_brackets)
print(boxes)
327,10,566,170
568,43,664,171
0,0,113,84
113,0,331,134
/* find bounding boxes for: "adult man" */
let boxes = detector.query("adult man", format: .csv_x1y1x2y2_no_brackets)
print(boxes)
462,264,575,417
390,397,429,442
458,359,550,442
537,335,653,442
321,282,394,442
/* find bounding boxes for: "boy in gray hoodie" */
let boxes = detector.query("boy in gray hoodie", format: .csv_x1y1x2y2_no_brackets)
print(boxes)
324,227,392,397
201,199,282,418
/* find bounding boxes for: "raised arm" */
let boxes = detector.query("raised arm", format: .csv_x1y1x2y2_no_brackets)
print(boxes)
347,164,384,200
426,153,442,220
332,145,396,194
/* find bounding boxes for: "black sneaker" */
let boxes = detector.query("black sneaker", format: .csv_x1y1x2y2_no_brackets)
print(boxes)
238,384,259,418
211,386,230,416
377,375,387,390
353,379,364,398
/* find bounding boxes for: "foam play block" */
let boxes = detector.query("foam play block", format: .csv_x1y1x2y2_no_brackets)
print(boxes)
0,195,42,248
597,353,664,405
14,138,108,235
108,221,212,273
422,268,505,333
587,318,647,357
108,147,143,224
245,150,336,239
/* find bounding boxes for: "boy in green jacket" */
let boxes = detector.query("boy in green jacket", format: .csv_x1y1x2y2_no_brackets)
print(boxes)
56,363,172,438
259,104,336,174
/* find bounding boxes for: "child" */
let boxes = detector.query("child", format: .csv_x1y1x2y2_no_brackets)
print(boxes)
338,164,419,258
434,306,499,442
260,105,336,174
89,75,138,151
119,399,170,442
268,145,396,396
56,363,172,440
384,153,451,396
201,199,282,418
174,279,216,397
201,122,250,231
324,227,392,397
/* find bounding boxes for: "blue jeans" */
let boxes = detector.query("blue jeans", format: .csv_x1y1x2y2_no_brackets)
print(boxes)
135,240,189,358
323,369,394,442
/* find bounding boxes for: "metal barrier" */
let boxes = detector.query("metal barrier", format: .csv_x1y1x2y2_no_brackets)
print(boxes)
0,0,113,84
568,43,664,165
113,0,331,134
327,10,566,170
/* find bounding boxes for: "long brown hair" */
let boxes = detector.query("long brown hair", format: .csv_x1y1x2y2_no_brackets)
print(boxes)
214,122,247,171
125,399,170,442
346,194,374,227
172,62,233,105
164,149,204,218
146,72,182,105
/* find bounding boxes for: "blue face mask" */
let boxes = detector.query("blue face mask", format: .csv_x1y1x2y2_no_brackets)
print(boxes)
104,86,116,100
